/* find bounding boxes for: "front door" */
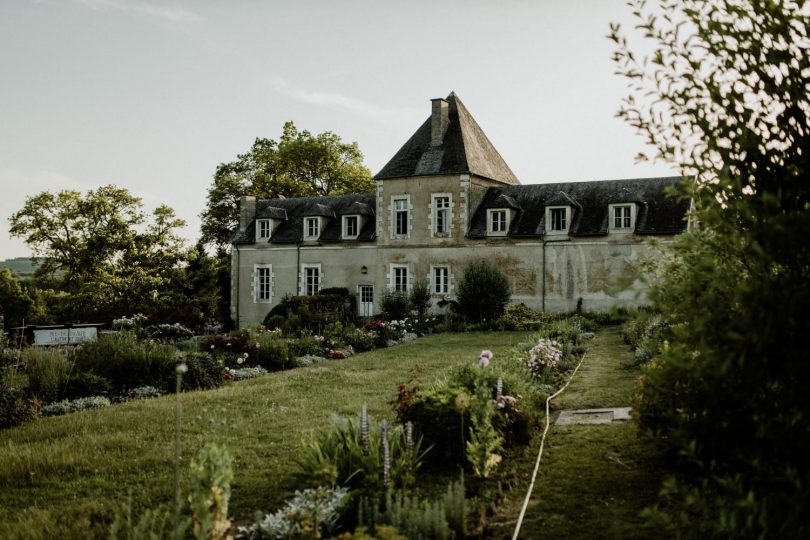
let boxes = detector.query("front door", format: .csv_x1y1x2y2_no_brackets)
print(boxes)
358,285,374,317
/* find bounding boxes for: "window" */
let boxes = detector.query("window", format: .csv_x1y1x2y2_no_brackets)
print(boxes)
302,265,321,295
256,219,272,241
253,264,272,303
343,215,359,239
391,264,409,292
487,209,508,236
433,266,450,294
432,195,451,236
304,217,320,240
611,204,633,230
546,206,570,234
392,197,409,237
550,208,567,231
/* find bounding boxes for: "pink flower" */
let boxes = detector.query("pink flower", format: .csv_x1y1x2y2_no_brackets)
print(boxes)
480,350,493,360
479,356,490,368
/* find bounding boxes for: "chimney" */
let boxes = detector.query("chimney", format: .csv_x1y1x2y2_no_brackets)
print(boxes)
239,195,256,232
430,98,449,146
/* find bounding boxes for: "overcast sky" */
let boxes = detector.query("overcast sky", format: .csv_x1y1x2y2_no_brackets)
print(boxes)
0,0,674,259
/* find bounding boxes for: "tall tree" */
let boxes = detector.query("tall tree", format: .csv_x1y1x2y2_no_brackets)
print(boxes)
9,185,189,322
200,121,375,248
611,1,809,536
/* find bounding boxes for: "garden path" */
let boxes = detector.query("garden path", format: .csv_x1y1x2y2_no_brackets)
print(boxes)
487,327,665,539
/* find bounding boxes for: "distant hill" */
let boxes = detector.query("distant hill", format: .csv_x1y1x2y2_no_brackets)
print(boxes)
0,257,42,279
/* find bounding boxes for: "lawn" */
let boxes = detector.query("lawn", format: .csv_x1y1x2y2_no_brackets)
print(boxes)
0,330,532,540
486,327,665,539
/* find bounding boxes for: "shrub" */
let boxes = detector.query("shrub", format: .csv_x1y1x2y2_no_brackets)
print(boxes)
524,338,563,379
23,347,70,403
171,353,224,392
41,395,111,416
189,443,233,540
0,377,36,428
288,335,325,358
64,371,113,400
237,487,348,540
254,332,291,371
456,260,511,323
144,323,194,341
494,303,545,331
408,279,431,317
229,366,268,381
74,332,177,391
342,326,376,352
380,291,409,321
297,410,429,522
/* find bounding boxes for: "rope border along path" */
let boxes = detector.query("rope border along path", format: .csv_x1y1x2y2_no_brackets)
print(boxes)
511,350,588,540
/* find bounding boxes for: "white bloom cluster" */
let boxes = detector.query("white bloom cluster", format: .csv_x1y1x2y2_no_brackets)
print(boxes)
525,338,563,378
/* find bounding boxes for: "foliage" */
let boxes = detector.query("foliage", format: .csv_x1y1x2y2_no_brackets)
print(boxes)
144,323,194,342
466,371,503,479
0,376,36,428
255,332,291,371
408,279,432,318
40,395,111,416
22,347,70,403
8,185,189,323
0,268,34,330
237,486,348,540
188,443,233,540
263,293,356,336
73,332,177,392
622,311,670,366
524,338,563,379
611,1,810,537
108,497,181,540
227,366,268,381
172,353,224,392
455,260,511,323
494,303,546,331
201,121,375,248
64,371,113,400
297,411,429,520
380,291,409,322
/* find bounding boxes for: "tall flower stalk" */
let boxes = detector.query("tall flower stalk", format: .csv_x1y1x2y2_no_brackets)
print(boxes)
380,420,391,488
360,405,370,456
174,363,187,540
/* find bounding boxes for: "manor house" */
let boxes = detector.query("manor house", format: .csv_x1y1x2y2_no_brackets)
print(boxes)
231,93,689,327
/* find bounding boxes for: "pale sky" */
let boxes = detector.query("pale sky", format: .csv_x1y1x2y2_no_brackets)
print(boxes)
0,0,674,259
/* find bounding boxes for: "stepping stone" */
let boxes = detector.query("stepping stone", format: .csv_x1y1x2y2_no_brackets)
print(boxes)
555,407,632,425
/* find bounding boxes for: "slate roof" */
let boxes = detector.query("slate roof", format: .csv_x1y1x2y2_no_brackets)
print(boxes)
374,93,520,185
467,177,690,238
232,193,376,245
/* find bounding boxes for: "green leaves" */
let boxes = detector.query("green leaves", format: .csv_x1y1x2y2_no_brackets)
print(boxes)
200,121,375,248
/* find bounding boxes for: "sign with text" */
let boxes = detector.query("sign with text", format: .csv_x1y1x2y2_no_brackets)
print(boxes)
34,327,98,346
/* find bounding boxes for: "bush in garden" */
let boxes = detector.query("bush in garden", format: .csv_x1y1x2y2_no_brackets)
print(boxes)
144,323,194,342
74,332,177,391
237,486,348,540
40,395,111,416
0,376,36,428
22,347,70,403
171,353,224,392
342,326,376,352
288,335,325,358
297,410,428,524
494,303,546,331
456,260,511,323
256,338,290,371
229,366,268,381
408,278,432,317
466,372,503,479
380,290,409,321
189,442,233,540
524,338,563,380
64,371,113,400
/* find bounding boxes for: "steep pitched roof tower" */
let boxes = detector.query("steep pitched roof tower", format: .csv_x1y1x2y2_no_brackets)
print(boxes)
375,92,520,185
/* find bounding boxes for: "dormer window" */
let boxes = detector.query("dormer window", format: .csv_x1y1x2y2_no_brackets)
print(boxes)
609,203,636,232
256,219,272,241
546,206,571,235
343,215,359,239
304,217,320,240
487,209,509,236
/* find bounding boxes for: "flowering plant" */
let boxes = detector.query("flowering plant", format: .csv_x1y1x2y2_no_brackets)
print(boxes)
525,338,563,378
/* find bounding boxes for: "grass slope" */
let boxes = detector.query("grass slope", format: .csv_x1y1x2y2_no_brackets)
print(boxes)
0,331,531,540
487,327,664,539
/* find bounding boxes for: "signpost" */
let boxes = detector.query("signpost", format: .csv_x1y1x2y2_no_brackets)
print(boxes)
33,326,98,346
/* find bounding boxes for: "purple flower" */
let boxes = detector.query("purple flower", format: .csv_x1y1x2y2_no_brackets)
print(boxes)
479,356,490,368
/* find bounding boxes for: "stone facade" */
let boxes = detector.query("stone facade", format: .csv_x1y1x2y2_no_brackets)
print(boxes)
230,94,689,328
